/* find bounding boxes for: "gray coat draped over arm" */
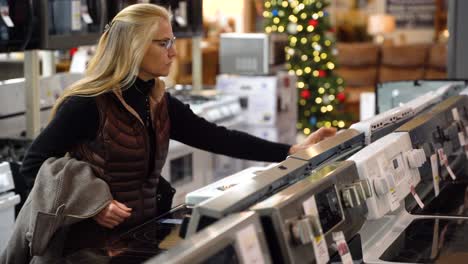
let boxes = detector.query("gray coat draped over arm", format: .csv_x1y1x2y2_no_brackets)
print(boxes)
0,157,112,264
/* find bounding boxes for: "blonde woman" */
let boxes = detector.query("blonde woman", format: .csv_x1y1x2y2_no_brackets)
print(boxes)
20,3,334,242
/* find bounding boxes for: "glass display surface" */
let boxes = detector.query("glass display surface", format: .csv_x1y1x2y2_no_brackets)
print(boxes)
316,185,344,234
380,218,468,263
410,183,468,217
63,205,191,263
200,244,240,264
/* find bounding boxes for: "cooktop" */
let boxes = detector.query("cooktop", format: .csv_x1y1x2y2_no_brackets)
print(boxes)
64,205,191,263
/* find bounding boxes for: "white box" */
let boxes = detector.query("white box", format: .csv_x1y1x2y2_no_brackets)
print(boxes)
216,73,297,127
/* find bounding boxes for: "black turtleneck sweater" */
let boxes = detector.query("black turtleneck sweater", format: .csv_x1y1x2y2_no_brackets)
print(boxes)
20,78,291,189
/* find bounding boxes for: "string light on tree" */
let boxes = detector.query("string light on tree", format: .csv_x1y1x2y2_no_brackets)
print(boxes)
264,0,350,133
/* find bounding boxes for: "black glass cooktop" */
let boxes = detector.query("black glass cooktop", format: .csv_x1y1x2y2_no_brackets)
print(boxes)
380,218,468,263
64,205,191,263
410,183,468,217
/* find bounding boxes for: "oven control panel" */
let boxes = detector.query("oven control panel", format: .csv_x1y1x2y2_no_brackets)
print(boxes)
348,132,424,219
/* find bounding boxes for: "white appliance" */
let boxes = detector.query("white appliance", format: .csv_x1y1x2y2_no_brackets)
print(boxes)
216,72,298,169
185,166,267,207
219,33,288,75
0,73,83,137
219,33,269,75
0,162,21,252
348,132,425,220
163,92,247,206
216,72,297,129
352,88,445,145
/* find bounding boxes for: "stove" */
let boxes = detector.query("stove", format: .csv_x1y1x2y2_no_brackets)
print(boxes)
396,95,468,218
63,205,191,263
147,211,272,264
362,210,468,264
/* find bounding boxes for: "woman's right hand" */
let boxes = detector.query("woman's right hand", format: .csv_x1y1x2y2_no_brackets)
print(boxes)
93,200,132,229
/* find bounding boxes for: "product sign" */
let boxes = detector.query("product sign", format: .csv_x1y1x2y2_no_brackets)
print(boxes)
1,6,14,27
386,0,435,28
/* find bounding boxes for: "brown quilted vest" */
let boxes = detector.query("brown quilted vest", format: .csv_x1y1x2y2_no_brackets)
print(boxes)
71,79,171,228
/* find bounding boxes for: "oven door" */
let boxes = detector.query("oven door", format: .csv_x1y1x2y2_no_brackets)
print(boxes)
162,140,212,206
37,0,107,49
0,0,37,52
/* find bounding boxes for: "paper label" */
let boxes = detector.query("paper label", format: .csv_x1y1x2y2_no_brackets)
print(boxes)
458,132,468,159
332,231,353,264
312,232,330,264
303,195,319,217
437,148,447,166
81,6,93,24
438,148,456,180
452,108,460,121
410,185,425,209
459,132,467,146
1,6,14,27
446,165,457,180
388,188,400,211
303,196,329,264
236,224,265,264
430,154,440,197
71,1,82,31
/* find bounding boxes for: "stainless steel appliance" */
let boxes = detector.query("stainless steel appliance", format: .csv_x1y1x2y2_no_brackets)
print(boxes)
347,96,468,263
396,95,468,217
251,161,370,264
219,33,288,75
186,157,310,236
185,166,268,207
146,211,272,264
0,0,37,52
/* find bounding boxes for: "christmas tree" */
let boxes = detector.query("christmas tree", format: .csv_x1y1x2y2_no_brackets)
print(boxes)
263,0,349,135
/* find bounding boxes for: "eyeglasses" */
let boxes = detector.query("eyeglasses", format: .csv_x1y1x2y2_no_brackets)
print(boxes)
152,37,176,50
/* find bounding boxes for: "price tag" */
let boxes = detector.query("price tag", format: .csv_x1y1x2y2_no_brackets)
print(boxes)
236,224,265,264
312,229,330,264
1,6,14,27
430,154,440,197
81,6,93,24
458,132,468,159
303,196,330,264
452,108,460,121
303,195,319,216
410,185,425,209
71,0,82,31
388,188,400,211
437,148,457,180
332,231,353,264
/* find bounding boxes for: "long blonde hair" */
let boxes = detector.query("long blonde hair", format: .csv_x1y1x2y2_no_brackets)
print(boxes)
51,3,169,117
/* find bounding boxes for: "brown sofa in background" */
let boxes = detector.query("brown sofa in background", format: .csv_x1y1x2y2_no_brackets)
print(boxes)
336,43,380,120
337,42,447,121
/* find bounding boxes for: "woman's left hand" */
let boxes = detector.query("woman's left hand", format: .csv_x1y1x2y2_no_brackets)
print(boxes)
288,127,337,155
